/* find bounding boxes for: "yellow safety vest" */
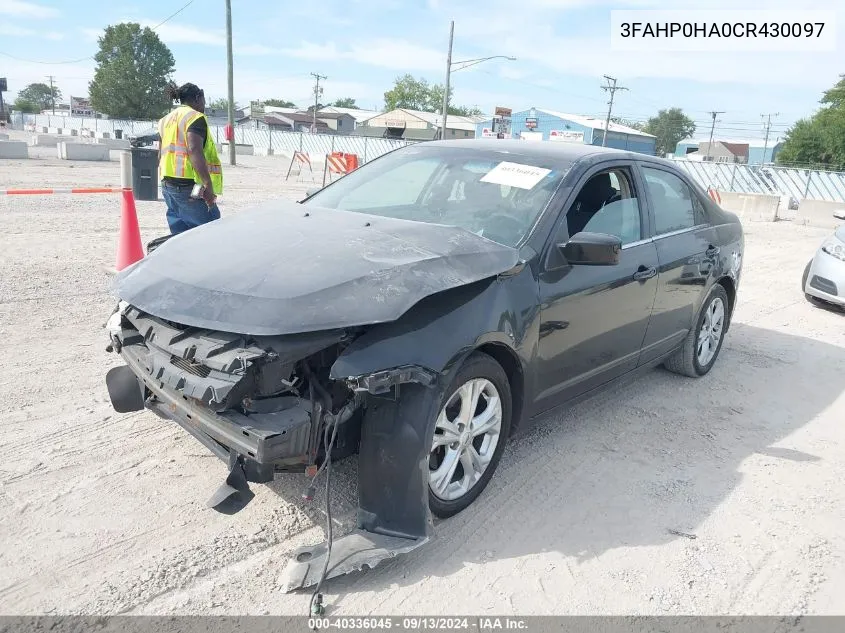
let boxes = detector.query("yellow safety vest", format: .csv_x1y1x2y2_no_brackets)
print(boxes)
158,105,223,195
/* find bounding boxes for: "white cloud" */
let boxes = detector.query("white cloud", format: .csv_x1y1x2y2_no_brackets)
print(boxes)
136,20,225,46
0,23,64,40
0,24,34,36
0,0,59,19
283,39,444,73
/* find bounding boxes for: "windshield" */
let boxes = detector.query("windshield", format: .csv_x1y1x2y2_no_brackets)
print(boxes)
303,144,572,247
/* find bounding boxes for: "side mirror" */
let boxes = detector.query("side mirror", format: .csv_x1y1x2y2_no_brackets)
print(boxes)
559,231,622,266
833,210,845,221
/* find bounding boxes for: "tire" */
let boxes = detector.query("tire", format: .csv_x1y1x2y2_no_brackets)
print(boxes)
664,284,730,378
428,352,512,519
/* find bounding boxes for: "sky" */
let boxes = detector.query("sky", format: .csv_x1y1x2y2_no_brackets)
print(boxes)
1,0,843,142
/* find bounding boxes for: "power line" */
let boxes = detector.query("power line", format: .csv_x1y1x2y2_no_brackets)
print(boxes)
0,0,197,66
311,72,327,132
705,110,725,160
46,75,56,114
761,112,780,164
600,75,628,147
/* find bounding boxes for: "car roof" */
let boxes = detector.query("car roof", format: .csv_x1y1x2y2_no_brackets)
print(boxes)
420,138,650,163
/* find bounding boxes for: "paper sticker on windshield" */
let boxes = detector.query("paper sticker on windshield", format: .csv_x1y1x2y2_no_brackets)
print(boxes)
480,161,552,190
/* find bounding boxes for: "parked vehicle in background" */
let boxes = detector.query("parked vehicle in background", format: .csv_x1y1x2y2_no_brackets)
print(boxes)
802,209,845,310
103,139,745,589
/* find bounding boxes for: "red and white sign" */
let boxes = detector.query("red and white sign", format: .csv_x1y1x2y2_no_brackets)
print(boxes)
549,130,584,143
707,186,721,204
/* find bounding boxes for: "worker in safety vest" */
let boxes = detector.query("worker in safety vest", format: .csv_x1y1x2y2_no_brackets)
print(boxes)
158,82,223,234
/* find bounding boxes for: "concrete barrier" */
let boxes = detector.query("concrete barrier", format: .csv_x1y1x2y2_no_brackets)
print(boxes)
0,141,29,159
220,143,254,156
96,138,131,149
254,146,277,157
31,134,75,147
795,199,845,229
99,131,111,139
70,129,79,137
58,142,111,161
717,191,781,222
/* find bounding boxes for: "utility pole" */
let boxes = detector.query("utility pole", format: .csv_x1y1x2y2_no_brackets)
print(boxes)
600,75,627,147
705,110,725,161
311,72,326,133
225,0,236,166
46,75,56,114
440,20,454,141
761,112,780,165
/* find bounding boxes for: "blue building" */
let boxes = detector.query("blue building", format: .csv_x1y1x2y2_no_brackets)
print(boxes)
474,107,657,155
674,138,784,165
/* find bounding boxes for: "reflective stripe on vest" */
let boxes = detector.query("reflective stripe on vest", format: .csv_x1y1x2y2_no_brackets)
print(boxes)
158,106,223,195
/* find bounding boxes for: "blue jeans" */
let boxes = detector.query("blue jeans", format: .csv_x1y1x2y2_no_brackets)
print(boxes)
162,180,221,235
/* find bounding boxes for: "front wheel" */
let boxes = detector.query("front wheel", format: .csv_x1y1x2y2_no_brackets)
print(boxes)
664,284,730,378
428,352,512,519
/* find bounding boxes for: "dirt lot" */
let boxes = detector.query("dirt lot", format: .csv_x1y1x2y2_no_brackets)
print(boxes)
1,139,844,617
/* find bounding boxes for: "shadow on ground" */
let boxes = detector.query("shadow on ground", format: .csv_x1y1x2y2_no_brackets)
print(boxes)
260,323,845,598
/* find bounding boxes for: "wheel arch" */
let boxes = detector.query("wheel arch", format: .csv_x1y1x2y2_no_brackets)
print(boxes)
475,342,525,435
715,275,737,331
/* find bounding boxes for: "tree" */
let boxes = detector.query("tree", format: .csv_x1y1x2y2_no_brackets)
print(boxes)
331,97,359,109
777,75,845,169
384,74,481,116
13,98,41,114
209,98,239,112
88,23,175,119
611,116,645,131
264,98,296,108
17,83,61,111
640,108,696,156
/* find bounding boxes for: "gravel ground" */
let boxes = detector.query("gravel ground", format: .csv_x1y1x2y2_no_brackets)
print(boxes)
1,139,844,617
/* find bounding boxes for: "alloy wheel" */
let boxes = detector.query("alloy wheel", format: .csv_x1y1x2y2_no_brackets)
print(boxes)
697,296,725,367
429,378,503,502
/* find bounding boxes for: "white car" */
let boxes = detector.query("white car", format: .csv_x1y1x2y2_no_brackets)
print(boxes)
803,209,845,310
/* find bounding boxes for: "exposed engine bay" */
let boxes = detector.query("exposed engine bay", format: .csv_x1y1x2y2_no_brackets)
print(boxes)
104,300,442,592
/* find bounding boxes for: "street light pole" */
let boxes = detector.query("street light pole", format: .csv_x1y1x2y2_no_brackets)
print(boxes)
225,0,235,166
440,20,454,141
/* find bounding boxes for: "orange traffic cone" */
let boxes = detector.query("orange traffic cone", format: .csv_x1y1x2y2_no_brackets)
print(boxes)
115,151,144,271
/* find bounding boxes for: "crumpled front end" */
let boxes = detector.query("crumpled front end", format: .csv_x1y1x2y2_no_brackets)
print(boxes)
104,300,446,590
104,301,358,481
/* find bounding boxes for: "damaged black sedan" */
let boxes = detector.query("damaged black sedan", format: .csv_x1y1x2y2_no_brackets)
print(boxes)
104,139,744,590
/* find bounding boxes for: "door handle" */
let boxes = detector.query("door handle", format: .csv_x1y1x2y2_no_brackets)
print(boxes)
633,265,657,281
706,245,720,256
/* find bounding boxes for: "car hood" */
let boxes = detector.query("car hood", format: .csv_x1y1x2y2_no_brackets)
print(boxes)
111,199,520,336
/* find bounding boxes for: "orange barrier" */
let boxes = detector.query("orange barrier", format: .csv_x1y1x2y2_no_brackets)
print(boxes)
285,151,314,181
1,187,122,195
343,153,359,171
707,186,721,204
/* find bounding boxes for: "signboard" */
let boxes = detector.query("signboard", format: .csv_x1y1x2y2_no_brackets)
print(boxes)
481,128,497,138
249,100,265,117
525,117,538,129
549,130,584,143
70,96,94,116
494,106,512,117
384,119,405,127
0,78,7,92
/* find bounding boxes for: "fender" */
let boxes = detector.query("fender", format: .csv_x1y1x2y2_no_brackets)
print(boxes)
329,269,538,385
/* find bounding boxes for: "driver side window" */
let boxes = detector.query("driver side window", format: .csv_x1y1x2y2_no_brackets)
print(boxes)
561,167,643,245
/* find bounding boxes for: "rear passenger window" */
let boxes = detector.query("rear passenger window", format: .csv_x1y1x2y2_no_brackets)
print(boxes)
643,168,707,235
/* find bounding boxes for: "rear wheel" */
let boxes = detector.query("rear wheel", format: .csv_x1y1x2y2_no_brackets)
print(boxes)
664,284,730,378
428,352,512,519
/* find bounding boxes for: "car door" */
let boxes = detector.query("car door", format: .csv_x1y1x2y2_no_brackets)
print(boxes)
636,164,716,365
535,162,659,408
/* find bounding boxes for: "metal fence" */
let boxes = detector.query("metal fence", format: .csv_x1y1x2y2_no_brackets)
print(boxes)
10,113,413,165
9,113,845,202
668,158,845,203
